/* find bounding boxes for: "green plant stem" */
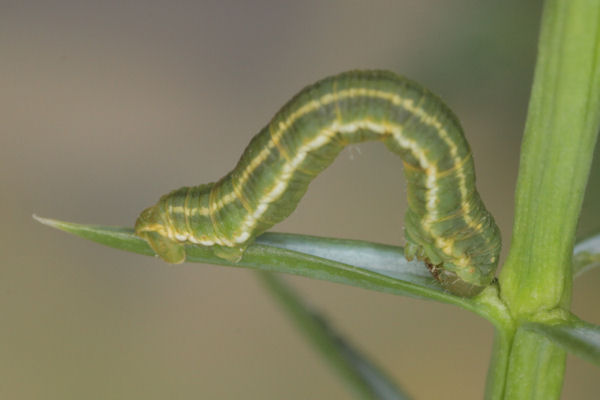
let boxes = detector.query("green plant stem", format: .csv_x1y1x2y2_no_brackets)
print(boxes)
484,328,515,400
496,0,600,398
500,0,600,316
503,329,566,399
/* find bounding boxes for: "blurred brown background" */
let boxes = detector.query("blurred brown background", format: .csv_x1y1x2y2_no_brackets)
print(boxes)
2,1,599,398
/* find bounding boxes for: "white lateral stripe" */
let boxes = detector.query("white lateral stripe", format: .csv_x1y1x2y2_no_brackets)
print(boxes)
171,89,476,261
231,119,435,243
189,88,463,217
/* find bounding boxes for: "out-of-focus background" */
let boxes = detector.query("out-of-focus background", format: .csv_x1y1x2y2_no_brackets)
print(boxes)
2,1,599,398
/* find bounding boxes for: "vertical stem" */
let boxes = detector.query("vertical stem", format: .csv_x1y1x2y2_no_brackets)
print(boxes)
503,329,567,400
499,0,600,316
484,329,515,400
497,0,600,398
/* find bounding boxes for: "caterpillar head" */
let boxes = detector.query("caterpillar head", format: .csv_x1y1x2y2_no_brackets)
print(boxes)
135,204,187,264
134,183,248,264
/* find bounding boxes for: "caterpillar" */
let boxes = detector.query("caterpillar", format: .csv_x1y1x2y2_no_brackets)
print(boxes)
135,70,501,297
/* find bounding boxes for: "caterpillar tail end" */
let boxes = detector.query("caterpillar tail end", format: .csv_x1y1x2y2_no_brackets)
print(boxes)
405,241,488,297
135,206,186,264
425,262,486,298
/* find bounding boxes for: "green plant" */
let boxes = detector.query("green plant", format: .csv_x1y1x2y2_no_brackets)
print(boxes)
35,0,600,398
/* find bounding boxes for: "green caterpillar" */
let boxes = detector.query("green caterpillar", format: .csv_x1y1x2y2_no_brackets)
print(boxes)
135,70,501,297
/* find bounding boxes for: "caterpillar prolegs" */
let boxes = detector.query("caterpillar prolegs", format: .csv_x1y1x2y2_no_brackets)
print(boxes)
135,70,501,297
